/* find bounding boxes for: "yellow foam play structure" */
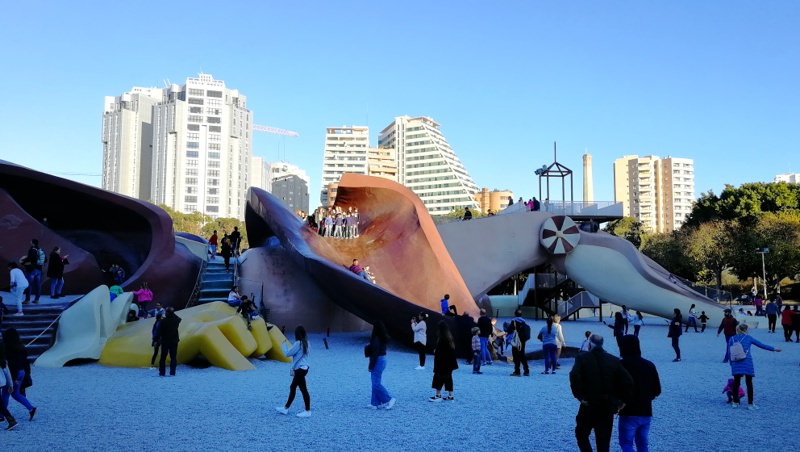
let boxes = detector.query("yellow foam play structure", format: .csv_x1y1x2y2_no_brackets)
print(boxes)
100,302,290,371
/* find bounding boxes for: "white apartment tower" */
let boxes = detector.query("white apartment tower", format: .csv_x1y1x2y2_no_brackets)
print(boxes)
101,87,164,200
378,116,479,215
150,74,253,218
613,155,695,233
320,126,371,204
103,74,252,219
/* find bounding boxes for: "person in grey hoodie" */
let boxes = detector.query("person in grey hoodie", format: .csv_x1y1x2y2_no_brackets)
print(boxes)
276,325,311,417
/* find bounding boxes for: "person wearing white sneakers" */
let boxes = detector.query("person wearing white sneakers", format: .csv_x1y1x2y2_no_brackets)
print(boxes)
411,312,428,370
728,323,781,410
8,262,29,316
276,326,311,418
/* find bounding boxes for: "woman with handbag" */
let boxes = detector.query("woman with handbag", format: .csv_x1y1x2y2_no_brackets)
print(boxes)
727,323,781,409
367,321,395,410
276,325,311,417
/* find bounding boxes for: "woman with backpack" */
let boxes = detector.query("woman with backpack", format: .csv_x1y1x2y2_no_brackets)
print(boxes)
727,323,781,409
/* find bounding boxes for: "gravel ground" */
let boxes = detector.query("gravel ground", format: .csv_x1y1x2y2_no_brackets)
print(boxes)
2,315,798,451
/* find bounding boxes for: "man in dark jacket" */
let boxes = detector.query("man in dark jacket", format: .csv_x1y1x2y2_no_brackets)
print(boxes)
618,335,661,452
157,307,182,376
569,334,634,452
477,309,493,365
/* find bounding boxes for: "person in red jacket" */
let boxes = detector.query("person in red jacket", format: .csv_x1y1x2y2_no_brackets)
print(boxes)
781,305,794,342
717,309,739,362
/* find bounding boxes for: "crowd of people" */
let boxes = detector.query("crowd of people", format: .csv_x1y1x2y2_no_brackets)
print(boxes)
308,206,360,239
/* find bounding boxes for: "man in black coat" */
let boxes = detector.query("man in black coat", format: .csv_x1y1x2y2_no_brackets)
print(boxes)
569,334,634,452
157,307,182,376
477,309,493,365
618,334,661,452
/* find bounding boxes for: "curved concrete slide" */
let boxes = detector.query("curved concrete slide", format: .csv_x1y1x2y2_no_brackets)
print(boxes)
35,286,132,367
564,231,726,320
439,211,725,320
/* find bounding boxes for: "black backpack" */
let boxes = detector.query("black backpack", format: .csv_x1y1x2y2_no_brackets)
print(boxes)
516,320,531,342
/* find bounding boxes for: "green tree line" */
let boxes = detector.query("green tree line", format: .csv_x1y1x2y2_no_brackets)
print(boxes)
158,204,249,250
604,182,800,295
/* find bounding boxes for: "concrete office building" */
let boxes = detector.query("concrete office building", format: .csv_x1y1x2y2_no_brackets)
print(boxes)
378,116,479,215
272,174,310,214
613,155,695,233
104,74,252,219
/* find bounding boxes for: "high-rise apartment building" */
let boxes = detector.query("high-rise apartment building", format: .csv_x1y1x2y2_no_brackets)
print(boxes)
378,116,479,215
101,87,164,200
613,155,694,233
272,174,309,214
103,74,252,219
320,126,371,205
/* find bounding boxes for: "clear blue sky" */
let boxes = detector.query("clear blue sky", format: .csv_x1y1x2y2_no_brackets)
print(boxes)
1,1,798,207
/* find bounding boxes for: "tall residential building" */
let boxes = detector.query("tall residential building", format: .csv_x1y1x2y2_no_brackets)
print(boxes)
378,116,479,215
320,126,371,205
150,74,253,219
775,173,800,183
613,155,694,233
101,87,164,200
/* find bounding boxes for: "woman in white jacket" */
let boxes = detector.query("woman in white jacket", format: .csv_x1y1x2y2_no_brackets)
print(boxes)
276,325,311,417
411,312,428,370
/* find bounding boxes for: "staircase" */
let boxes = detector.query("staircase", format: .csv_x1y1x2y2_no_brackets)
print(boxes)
196,259,235,305
2,302,70,362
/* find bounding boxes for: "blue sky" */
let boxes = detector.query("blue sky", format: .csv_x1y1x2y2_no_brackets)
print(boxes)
1,1,798,206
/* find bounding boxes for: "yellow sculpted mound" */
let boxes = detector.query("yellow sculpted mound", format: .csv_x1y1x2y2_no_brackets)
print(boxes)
100,302,291,371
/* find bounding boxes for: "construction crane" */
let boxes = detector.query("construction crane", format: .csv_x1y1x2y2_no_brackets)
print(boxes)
253,124,299,137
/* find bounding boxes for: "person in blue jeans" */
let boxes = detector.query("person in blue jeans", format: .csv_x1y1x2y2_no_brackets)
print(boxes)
618,335,661,452
539,317,559,374
2,328,37,422
367,321,395,409
23,239,45,303
477,310,493,365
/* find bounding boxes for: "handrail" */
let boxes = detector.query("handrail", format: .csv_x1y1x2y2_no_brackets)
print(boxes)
185,258,208,309
25,313,62,348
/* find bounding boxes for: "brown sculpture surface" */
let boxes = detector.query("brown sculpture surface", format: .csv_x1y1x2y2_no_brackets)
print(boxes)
0,160,201,308
244,174,479,347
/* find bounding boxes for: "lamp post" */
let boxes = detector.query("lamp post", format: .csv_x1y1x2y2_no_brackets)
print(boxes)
755,247,769,299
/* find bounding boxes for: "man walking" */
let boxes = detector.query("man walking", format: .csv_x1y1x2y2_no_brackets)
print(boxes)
618,335,661,452
22,239,46,304
569,334,634,452
157,307,182,377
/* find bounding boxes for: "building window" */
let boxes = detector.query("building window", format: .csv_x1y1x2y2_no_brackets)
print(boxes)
208,188,218,195
209,134,221,142
209,125,221,133
189,106,202,114
187,142,200,149
207,170,220,178
185,196,197,203
208,151,220,159
188,115,203,123
185,177,198,185
206,206,219,213
188,98,204,105
186,150,199,158
207,116,221,124
187,124,200,131
188,88,204,96
207,90,223,98
186,168,198,176
208,98,221,106
207,197,219,204
187,133,200,140
209,143,221,151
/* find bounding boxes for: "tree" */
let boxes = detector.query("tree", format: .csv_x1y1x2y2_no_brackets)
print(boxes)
157,204,249,249
603,217,648,249
683,221,735,291
641,231,695,280
753,211,800,285
685,182,800,228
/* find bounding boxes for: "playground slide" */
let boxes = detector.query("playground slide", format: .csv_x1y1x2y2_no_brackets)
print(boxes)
565,232,726,320
36,286,132,367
